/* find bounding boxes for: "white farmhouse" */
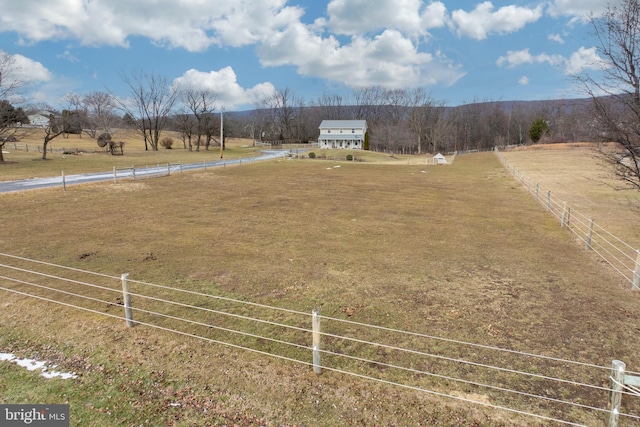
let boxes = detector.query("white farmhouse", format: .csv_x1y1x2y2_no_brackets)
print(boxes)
318,120,367,150
27,111,54,127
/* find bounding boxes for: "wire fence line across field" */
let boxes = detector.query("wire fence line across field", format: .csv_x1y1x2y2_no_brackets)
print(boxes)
495,148,640,290
1,253,638,425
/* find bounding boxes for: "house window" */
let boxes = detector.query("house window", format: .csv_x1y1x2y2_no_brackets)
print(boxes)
352,129,355,133
340,129,343,133
328,129,331,133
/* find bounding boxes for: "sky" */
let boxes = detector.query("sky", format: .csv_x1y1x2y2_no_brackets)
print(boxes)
0,0,614,111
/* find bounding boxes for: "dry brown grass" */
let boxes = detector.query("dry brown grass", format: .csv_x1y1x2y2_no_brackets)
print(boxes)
1,150,639,426
0,129,260,181
501,143,640,248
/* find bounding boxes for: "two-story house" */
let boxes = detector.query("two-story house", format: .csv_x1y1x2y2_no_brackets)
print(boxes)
318,120,367,150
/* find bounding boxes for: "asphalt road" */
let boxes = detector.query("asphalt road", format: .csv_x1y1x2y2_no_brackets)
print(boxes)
0,150,291,193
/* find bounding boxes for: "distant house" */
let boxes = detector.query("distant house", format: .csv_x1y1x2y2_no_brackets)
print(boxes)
318,120,367,150
27,111,54,127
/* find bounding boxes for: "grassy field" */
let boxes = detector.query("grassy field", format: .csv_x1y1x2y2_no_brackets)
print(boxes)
1,141,639,426
0,129,433,181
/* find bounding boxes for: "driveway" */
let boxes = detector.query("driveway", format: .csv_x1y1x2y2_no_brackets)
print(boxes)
0,150,291,193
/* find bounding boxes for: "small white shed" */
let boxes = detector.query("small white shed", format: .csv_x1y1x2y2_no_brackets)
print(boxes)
433,153,447,165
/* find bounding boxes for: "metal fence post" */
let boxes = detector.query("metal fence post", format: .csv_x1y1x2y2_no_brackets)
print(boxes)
546,190,551,211
312,309,322,374
121,273,134,327
586,219,593,250
633,250,640,290
608,360,625,427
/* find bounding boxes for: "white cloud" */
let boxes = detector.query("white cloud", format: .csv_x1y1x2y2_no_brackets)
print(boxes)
497,48,564,68
496,46,607,75
518,76,529,85
547,0,611,21
56,50,80,63
0,0,304,52
564,46,608,75
257,24,464,89
11,54,52,84
172,67,276,110
548,33,565,44
451,1,543,40
326,0,447,37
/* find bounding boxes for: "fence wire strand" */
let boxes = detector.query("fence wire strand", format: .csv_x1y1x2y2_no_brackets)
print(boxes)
0,282,618,426
495,149,640,288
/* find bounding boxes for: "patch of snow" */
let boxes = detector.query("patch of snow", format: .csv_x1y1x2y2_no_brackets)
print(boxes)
0,352,78,379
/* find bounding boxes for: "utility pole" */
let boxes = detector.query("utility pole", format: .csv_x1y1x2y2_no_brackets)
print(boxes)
220,106,224,159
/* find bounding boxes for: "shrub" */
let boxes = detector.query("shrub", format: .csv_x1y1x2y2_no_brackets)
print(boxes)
346,154,353,161
160,136,174,149
308,152,316,159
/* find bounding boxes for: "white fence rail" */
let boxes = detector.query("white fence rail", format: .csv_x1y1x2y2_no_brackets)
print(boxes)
495,148,640,290
1,252,638,426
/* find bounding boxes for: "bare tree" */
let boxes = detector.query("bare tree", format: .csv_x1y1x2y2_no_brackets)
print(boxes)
180,86,217,151
61,92,85,138
115,70,179,151
83,91,119,138
174,113,196,149
41,114,65,160
0,52,29,162
407,88,436,154
261,88,300,141
0,51,22,101
584,0,640,189
313,93,349,120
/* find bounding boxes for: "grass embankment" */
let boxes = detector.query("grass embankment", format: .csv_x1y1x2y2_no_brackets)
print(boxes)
0,150,638,426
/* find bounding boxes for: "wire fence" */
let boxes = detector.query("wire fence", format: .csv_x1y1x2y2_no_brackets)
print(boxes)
3,141,84,155
495,148,640,290
0,252,638,426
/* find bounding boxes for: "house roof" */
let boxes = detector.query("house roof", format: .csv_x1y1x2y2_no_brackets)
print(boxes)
319,120,367,129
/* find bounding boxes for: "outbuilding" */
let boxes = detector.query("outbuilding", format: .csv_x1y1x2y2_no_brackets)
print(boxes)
433,153,447,165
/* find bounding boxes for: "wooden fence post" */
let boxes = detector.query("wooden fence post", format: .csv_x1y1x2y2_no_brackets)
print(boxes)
62,171,66,191
535,183,539,200
561,202,568,227
121,273,134,327
608,360,625,427
113,167,117,184
586,219,594,250
633,250,640,290
312,309,322,374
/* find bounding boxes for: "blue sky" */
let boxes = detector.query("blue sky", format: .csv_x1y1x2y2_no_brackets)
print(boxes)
0,0,612,111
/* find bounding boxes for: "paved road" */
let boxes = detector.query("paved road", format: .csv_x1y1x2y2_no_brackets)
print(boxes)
0,150,291,193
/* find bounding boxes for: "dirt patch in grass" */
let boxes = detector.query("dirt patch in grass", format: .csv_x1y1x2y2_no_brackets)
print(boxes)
0,152,638,425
